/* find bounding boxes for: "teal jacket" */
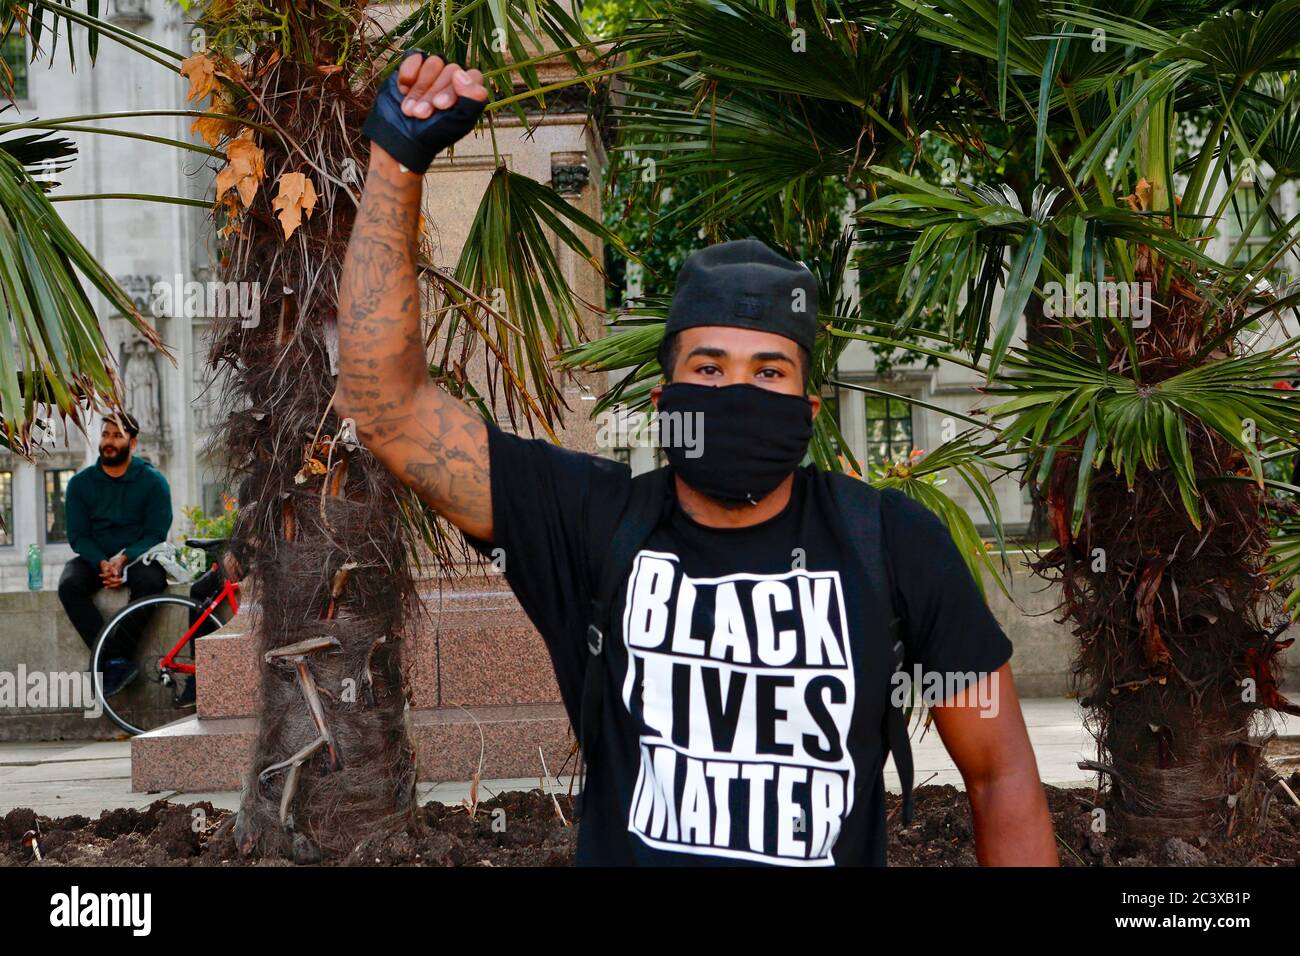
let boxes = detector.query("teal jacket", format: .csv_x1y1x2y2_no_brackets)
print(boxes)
64,458,173,566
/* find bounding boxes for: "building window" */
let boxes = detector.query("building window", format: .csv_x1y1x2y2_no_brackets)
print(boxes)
865,395,914,466
1,33,27,100
0,470,12,546
44,468,76,543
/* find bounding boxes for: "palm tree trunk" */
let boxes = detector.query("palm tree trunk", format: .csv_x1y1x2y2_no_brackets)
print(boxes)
1044,269,1288,841
202,26,421,862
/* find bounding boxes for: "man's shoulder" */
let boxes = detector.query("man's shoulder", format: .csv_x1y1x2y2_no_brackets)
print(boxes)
130,458,170,487
67,464,100,490
876,485,934,525
806,467,917,514
485,425,634,550
490,423,631,490
805,469,944,548
872,487,952,557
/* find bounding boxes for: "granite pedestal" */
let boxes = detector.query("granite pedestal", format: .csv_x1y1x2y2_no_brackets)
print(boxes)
130,572,573,792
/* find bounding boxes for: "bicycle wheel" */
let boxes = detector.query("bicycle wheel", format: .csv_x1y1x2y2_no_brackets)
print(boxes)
91,594,228,736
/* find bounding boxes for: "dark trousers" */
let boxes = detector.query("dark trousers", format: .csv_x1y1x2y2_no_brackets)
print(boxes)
188,565,224,627
58,556,168,661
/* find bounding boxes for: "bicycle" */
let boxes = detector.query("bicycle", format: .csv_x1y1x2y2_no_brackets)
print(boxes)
90,538,241,735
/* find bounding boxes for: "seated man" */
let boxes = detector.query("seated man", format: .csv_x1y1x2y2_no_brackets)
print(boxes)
57,412,173,697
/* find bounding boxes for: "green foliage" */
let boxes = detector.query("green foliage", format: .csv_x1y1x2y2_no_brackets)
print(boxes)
449,165,634,429
987,339,1300,533
581,0,658,39
181,497,238,539
177,495,238,577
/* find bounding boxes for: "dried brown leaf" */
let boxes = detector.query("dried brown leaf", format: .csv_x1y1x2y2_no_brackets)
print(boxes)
271,171,319,240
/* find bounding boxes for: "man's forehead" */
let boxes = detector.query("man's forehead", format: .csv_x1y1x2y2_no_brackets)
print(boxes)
677,325,799,357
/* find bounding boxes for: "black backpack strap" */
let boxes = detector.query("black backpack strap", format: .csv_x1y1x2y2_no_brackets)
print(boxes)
826,474,914,826
574,466,672,817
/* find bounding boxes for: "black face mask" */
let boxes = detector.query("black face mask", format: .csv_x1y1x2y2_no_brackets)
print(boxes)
656,382,813,507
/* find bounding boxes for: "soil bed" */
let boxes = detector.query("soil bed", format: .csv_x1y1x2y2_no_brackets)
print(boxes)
3,779,1297,867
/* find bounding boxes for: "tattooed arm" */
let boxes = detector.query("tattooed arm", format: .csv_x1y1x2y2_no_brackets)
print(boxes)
337,56,494,541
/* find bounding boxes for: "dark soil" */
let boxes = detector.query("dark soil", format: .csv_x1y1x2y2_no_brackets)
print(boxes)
889,777,1300,866
4,779,1298,867
1,790,578,867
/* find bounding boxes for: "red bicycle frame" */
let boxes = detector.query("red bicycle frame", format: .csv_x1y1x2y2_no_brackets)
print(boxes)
157,576,241,676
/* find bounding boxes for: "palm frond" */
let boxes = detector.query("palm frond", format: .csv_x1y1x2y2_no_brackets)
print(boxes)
987,338,1300,531
445,165,635,432
0,136,161,452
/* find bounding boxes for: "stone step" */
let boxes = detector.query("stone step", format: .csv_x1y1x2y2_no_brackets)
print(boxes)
131,703,574,793
196,584,560,719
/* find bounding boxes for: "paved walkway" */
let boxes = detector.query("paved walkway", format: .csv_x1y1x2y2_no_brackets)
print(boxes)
1,698,1295,817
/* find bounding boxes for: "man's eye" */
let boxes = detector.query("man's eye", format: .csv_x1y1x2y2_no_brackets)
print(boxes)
757,368,783,379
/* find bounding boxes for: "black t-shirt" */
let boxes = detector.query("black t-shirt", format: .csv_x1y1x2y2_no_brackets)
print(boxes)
469,424,1012,866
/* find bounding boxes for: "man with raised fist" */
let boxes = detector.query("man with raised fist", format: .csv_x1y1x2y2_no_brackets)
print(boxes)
338,51,1057,867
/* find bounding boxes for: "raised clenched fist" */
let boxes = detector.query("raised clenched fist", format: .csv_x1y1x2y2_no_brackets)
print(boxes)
361,51,489,174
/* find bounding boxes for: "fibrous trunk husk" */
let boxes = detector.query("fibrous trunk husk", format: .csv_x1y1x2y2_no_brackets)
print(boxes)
206,47,422,861
1034,262,1292,841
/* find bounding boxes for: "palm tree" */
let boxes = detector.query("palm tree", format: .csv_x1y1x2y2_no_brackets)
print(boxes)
0,0,634,860
570,0,1300,841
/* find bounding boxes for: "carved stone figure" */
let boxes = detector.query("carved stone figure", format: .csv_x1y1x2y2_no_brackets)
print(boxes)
122,339,161,436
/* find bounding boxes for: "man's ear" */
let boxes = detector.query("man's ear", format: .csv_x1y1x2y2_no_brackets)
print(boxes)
650,384,663,409
807,393,822,419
